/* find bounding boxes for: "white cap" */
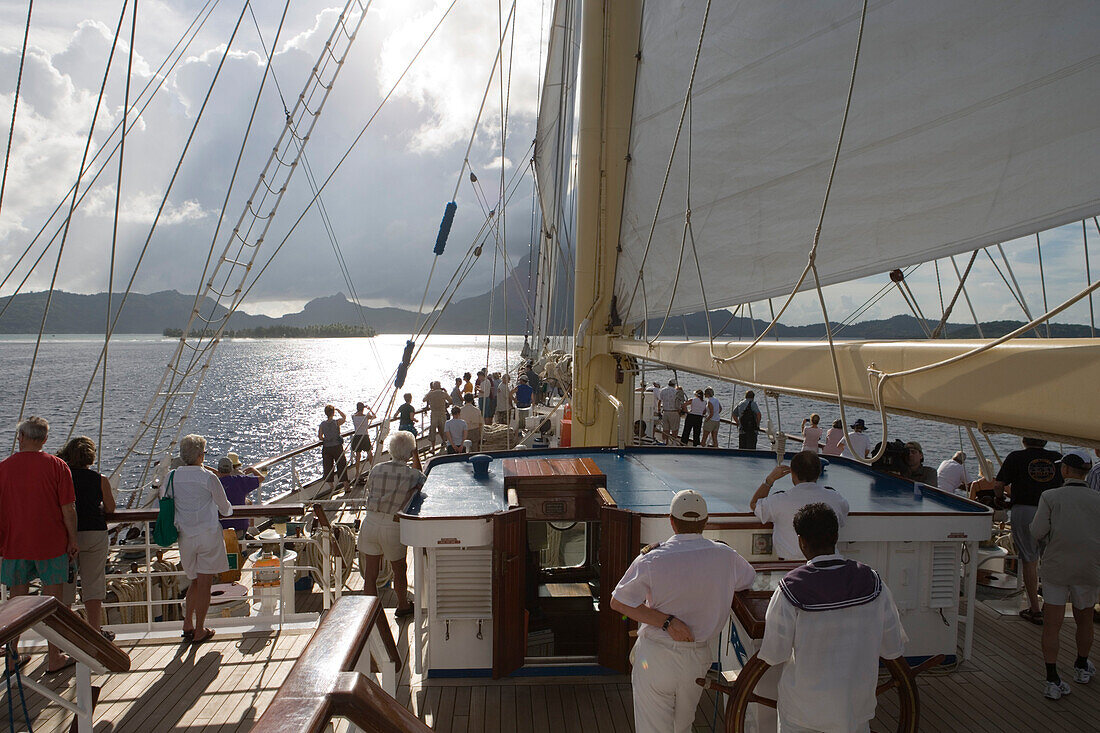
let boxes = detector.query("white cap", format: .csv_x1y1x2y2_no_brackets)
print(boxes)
670,489,708,521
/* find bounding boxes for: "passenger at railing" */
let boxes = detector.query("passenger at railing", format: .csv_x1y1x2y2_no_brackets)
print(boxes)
394,393,418,437
732,390,762,449
838,418,872,460
475,369,489,418
680,389,706,447
702,387,721,447
318,404,349,491
657,379,681,445
0,416,80,674
750,450,850,561
937,451,971,496
758,503,907,733
216,453,263,540
444,407,468,455
495,373,513,425
525,361,544,406
422,381,452,452
898,441,938,487
449,378,464,409
462,371,474,396
800,413,822,453
173,434,233,645
610,490,756,733
356,431,423,619
57,436,117,642
822,418,844,456
350,402,376,481
459,393,484,451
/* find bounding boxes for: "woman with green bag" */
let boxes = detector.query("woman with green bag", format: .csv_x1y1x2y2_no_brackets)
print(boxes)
172,434,232,645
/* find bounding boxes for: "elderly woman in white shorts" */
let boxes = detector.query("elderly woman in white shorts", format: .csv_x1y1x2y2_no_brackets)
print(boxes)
170,434,232,644
357,430,425,618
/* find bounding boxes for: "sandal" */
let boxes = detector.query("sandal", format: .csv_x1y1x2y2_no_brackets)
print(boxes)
3,653,30,678
45,656,77,675
1019,609,1044,625
394,604,414,619
182,629,195,641
191,628,216,645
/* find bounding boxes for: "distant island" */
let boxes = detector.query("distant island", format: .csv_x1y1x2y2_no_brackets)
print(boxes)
162,323,376,338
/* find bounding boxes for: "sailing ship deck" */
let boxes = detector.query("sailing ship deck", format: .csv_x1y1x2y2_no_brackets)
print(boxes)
4,579,1097,732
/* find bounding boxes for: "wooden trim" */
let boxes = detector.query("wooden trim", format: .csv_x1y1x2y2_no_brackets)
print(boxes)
0,596,130,673
596,486,616,507
108,503,306,523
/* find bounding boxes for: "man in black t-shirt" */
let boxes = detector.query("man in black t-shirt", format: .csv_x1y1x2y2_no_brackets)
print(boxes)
994,437,1062,624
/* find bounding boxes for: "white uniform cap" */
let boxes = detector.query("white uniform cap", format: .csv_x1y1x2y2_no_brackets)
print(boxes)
670,489,708,521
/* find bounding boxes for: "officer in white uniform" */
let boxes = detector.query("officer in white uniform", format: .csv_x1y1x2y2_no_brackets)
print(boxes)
610,490,756,733
750,450,851,560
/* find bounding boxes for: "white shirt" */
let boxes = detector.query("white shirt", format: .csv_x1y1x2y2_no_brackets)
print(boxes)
612,534,756,642
658,386,678,412
687,397,707,416
936,459,971,496
1086,463,1100,492
759,554,907,733
707,397,721,421
753,481,850,560
801,425,822,453
168,465,232,536
352,412,371,435
841,431,871,460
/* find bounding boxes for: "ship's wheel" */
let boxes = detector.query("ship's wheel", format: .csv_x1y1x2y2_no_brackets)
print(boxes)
697,652,944,733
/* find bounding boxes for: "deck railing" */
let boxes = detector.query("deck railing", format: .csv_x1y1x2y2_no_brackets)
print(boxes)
0,505,330,637
251,595,430,733
0,595,130,732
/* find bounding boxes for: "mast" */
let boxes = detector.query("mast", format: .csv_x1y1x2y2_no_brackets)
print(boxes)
571,0,641,446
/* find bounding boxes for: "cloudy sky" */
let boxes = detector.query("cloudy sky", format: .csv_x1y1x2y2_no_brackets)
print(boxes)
0,0,1095,329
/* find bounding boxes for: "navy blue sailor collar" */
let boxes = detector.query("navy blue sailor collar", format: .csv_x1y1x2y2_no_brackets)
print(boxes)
778,552,881,612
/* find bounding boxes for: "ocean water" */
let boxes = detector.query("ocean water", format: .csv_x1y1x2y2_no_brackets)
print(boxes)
0,334,1029,497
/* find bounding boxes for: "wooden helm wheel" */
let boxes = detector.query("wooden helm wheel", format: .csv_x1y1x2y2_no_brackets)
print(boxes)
702,652,943,733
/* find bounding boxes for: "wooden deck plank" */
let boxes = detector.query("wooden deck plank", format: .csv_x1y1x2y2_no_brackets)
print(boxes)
7,590,1100,733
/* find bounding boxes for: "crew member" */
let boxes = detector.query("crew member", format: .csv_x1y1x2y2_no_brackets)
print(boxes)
611,490,756,733
750,450,850,560
759,503,907,732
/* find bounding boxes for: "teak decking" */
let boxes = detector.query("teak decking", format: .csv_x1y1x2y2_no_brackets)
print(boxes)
4,585,1098,731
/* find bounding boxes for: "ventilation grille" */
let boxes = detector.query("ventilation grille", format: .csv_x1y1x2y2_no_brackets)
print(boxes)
434,548,493,618
928,543,958,608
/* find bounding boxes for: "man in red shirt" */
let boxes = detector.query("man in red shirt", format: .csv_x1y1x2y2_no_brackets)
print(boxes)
0,416,79,674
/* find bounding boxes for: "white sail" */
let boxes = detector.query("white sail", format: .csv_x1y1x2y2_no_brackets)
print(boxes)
615,0,1100,324
532,0,580,344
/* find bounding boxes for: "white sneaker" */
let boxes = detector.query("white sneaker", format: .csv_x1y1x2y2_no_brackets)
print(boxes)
1044,680,1071,700
1072,660,1096,684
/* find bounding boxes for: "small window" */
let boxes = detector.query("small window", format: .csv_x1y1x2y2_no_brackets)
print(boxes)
528,521,588,569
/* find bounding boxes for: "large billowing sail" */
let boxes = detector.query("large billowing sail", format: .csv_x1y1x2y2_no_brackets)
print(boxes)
615,0,1100,325
532,0,580,343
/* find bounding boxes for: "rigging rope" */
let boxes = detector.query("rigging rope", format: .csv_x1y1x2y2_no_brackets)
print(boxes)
100,0,140,467
1086,219,1096,337
930,250,979,339
16,0,129,443
0,0,32,223
0,0,222,307
66,2,257,450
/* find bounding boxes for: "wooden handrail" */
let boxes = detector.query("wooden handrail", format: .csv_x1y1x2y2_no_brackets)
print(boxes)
107,503,306,523
0,596,130,674
251,596,423,733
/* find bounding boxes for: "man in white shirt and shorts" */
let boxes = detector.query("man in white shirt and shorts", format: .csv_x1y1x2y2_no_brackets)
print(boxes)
611,490,756,733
